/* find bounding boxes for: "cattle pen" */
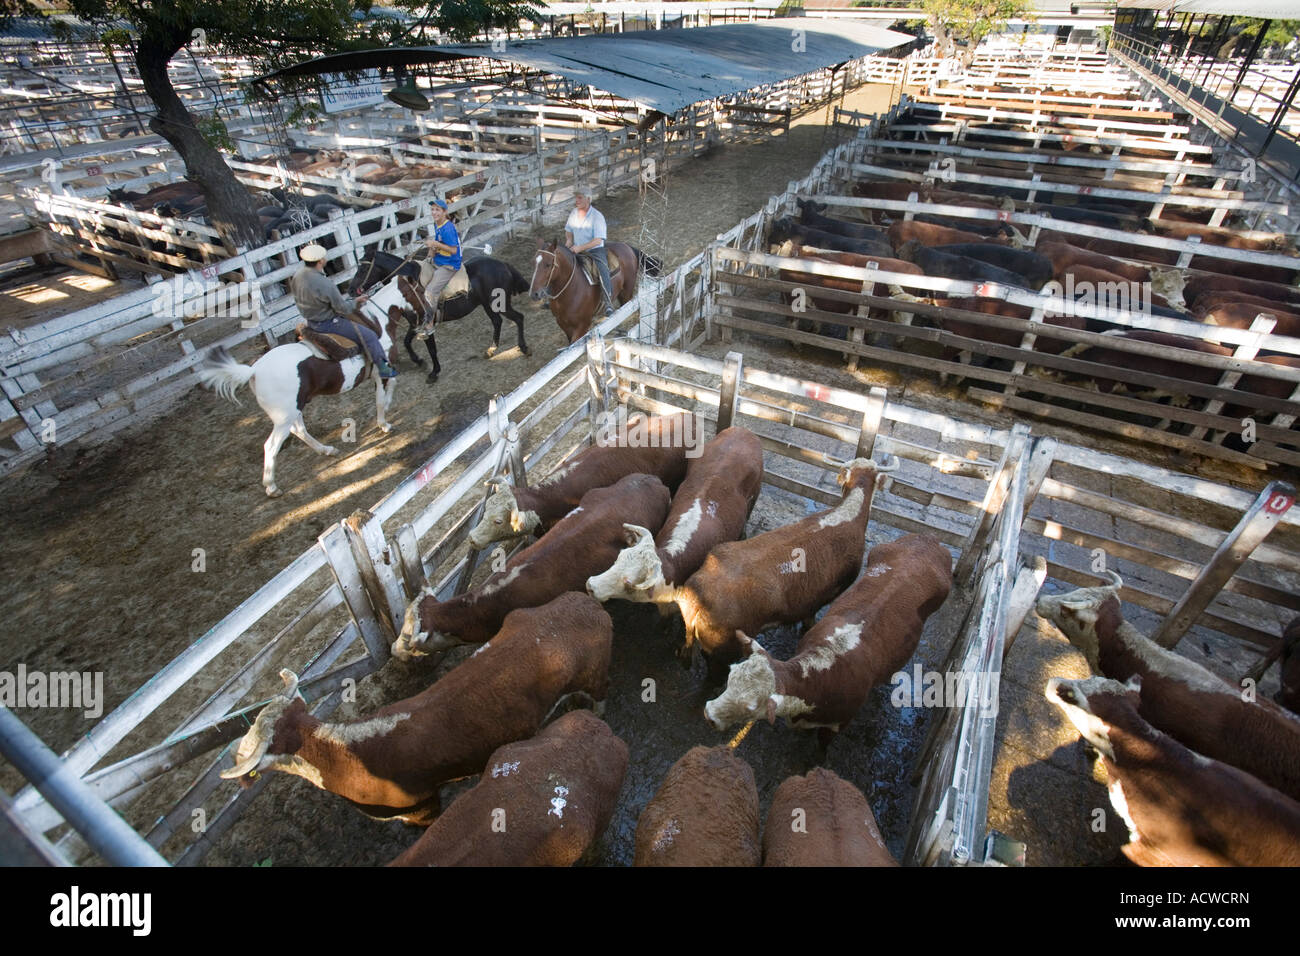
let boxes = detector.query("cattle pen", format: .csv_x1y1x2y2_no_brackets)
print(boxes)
5,100,1299,865
4,27,1300,869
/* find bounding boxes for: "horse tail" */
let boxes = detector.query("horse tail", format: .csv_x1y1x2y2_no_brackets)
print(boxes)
196,345,254,406
507,262,529,294
637,248,664,277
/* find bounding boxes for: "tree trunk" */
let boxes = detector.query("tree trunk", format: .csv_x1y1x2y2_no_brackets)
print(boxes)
133,30,264,253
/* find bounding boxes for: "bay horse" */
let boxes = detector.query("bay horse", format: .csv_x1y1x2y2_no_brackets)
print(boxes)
196,280,406,498
353,250,532,382
529,240,663,344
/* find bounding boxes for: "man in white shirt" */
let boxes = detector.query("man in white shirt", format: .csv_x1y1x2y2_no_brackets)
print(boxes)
565,185,615,317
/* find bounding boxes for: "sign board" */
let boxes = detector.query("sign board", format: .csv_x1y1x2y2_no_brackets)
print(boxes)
321,70,385,114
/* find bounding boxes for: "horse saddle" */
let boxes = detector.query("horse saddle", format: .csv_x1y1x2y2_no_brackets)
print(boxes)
577,250,621,287
419,260,471,301
296,313,380,362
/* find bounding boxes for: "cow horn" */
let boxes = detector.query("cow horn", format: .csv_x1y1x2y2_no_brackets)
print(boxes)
219,669,302,780
622,523,653,546
1103,570,1123,590
874,454,900,474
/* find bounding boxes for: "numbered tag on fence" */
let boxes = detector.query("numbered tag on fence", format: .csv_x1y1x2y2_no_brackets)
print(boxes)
1265,492,1294,516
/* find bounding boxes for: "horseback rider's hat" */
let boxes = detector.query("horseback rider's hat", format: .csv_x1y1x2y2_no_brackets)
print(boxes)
300,243,327,263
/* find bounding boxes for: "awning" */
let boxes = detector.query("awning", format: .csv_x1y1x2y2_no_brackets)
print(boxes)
261,18,915,116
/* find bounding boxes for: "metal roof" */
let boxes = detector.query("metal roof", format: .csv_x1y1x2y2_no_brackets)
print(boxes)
1119,0,1300,15
263,18,915,115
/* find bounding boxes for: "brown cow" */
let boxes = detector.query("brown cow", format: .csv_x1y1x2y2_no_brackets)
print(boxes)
763,768,898,867
220,592,614,823
1035,239,1151,284
1183,272,1300,308
1038,575,1300,802
1143,219,1294,253
930,295,1086,357
633,746,761,866
705,534,952,746
395,472,671,658
1195,301,1300,337
467,412,697,549
671,456,897,664
586,426,764,604
1048,675,1300,866
388,710,627,866
889,219,1001,249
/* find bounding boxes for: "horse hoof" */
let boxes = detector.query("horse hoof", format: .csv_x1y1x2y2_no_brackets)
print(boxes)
323,446,339,456
381,423,393,434
426,372,438,384
484,346,498,358
522,347,533,357
265,486,282,498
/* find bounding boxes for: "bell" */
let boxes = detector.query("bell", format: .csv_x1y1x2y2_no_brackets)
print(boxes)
387,75,430,111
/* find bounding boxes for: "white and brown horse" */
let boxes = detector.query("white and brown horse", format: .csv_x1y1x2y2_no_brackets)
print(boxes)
529,240,663,344
196,280,407,497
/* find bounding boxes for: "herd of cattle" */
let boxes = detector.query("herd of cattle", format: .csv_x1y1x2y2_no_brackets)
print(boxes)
769,158,1300,436
216,410,1300,866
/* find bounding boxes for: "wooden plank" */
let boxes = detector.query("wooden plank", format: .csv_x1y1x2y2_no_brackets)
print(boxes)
1151,482,1297,649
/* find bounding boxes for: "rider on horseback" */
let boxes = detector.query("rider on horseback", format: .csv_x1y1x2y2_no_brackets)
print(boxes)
416,198,462,338
566,185,615,318
291,243,398,379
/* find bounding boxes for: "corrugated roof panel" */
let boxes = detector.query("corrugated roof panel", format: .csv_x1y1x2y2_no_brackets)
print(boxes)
1120,0,1300,15
264,19,914,115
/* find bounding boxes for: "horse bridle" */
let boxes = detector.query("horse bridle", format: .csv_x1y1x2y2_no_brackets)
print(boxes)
534,246,577,303
356,243,430,295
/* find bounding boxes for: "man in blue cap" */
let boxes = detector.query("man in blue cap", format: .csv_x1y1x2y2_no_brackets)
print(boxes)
417,197,462,337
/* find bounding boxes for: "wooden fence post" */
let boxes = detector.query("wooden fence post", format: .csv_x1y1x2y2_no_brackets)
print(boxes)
954,423,1030,585
856,386,887,461
717,351,743,430
1151,480,1295,649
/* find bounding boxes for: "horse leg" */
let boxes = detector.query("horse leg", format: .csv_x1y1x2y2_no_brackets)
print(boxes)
508,305,531,356
290,413,337,456
403,324,424,367
425,330,440,384
484,311,503,358
262,420,293,497
375,376,395,432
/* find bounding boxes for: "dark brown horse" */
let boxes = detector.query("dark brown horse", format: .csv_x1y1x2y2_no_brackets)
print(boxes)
528,240,663,344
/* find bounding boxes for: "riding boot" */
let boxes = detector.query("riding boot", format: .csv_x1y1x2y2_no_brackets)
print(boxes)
592,247,615,317
416,304,439,340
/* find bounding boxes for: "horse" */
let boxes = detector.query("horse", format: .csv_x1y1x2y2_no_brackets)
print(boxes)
195,279,406,498
528,240,663,345
352,249,532,381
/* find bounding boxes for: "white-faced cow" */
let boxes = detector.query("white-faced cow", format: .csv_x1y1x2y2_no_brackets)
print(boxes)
1037,572,1300,802
1048,675,1300,867
705,533,952,748
395,472,671,659
219,592,613,823
467,412,697,549
672,456,898,666
585,426,764,606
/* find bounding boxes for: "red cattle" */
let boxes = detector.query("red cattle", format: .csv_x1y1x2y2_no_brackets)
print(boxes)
634,746,761,867
763,769,898,867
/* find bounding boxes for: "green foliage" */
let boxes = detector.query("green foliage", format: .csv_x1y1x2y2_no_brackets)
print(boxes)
922,0,1036,54
197,115,236,152
395,0,541,42
0,0,40,29
253,856,273,867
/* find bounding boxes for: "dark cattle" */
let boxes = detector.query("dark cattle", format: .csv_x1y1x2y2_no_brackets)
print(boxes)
769,217,893,258
931,242,1054,288
796,199,888,241
896,239,1036,290
1281,617,1300,715
772,242,925,315
930,296,1086,356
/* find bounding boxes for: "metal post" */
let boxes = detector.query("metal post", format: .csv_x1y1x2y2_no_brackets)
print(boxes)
0,707,168,867
717,351,744,430
1152,481,1295,648
856,386,887,461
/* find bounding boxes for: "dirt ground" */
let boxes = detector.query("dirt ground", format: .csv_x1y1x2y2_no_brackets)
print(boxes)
0,80,1290,867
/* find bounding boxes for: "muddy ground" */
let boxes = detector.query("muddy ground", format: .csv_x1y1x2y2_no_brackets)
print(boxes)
1,80,1290,867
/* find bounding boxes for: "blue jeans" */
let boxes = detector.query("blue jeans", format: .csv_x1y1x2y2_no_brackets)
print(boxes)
310,316,391,373
586,247,615,315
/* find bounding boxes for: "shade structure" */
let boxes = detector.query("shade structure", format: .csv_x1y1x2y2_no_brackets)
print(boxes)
261,18,916,116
